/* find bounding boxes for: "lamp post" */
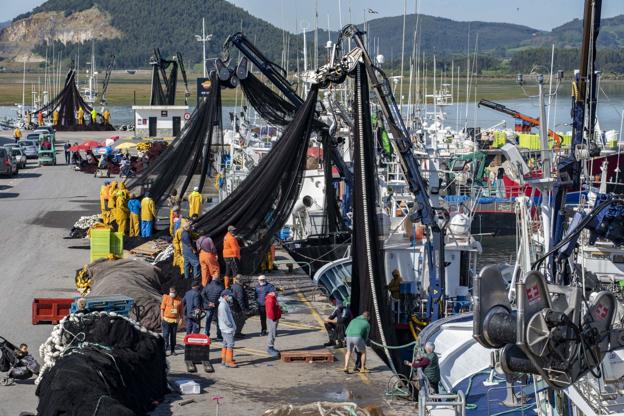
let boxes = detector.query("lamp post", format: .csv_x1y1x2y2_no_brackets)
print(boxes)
195,17,213,78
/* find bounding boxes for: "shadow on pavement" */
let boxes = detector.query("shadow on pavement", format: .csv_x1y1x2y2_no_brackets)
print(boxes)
17,172,42,179
0,192,19,199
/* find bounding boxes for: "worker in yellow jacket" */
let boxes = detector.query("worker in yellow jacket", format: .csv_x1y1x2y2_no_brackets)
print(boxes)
104,181,117,224
103,109,111,125
187,186,203,217
141,192,157,238
13,127,21,143
52,110,59,126
99,180,111,223
127,194,141,237
114,183,130,235
172,217,187,274
77,107,84,126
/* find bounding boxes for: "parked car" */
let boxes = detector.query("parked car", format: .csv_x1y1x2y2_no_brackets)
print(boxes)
8,147,27,169
18,140,39,159
0,147,16,177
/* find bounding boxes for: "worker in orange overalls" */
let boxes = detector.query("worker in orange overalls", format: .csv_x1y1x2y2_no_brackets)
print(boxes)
222,225,241,289
37,111,43,127
196,234,220,287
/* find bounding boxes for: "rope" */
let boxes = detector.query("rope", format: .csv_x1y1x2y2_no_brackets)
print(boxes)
369,340,418,350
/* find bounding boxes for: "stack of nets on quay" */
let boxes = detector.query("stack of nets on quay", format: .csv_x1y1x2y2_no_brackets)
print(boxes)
36,312,167,415
34,69,114,131
74,258,189,331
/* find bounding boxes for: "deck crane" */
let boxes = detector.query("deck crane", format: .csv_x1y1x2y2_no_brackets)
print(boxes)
218,32,352,186
478,98,562,145
99,54,115,106
314,24,448,321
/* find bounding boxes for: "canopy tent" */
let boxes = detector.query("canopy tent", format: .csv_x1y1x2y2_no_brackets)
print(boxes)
126,71,222,206
193,85,319,274
34,69,114,131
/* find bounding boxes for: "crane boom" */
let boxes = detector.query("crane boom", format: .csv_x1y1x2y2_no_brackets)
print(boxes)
478,99,562,145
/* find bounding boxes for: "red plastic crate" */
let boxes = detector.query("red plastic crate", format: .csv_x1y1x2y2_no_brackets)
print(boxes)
32,298,73,325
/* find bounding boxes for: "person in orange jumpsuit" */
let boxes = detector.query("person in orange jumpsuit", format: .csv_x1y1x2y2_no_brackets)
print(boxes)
222,225,241,289
196,234,220,287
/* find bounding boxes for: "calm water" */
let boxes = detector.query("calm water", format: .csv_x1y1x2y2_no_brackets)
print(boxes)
1,91,623,132
477,235,517,268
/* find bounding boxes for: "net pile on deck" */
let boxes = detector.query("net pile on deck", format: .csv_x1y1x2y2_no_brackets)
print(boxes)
36,312,167,415
35,69,114,131
193,85,319,274
126,72,222,206
349,63,399,372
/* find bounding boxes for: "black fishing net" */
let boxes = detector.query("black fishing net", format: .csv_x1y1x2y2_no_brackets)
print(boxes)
150,48,179,106
36,314,167,415
239,72,297,126
34,69,114,131
193,85,319,274
349,63,399,371
126,72,222,206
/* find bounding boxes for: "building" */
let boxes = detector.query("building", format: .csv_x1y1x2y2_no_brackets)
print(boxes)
132,105,190,138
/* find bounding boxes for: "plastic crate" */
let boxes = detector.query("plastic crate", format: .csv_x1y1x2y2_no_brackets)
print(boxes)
184,333,211,363
90,228,111,262
70,295,134,316
32,298,73,325
110,232,124,257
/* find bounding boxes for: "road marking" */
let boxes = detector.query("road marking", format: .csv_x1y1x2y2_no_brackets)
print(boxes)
295,289,369,384
246,316,322,330
236,347,270,357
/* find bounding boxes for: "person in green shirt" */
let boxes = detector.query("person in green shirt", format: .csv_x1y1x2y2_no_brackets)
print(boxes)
343,311,370,373
404,341,441,394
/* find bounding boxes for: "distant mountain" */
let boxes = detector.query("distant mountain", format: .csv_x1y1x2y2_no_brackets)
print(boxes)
528,14,624,49
0,21,9,30
0,0,288,67
0,0,622,75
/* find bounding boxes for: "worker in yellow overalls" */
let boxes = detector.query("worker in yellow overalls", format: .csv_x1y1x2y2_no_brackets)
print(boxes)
103,109,110,125
187,186,203,217
13,127,21,143
99,180,111,223
105,181,118,225
77,107,84,126
114,183,129,235
52,110,59,126
172,217,187,274
91,108,97,124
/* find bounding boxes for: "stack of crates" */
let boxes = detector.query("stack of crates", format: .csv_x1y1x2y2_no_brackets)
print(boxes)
90,228,124,262
70,295,134,316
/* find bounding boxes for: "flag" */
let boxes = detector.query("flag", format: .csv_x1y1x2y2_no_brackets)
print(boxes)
367,9,378,14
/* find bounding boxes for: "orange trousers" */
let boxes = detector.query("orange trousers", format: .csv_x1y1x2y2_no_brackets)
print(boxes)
199,251,220,287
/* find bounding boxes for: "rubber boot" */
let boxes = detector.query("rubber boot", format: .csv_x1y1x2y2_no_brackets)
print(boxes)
221,347,227,366
225,348,238,368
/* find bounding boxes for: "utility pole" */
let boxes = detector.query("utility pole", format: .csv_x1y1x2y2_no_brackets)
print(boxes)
195,17,213,78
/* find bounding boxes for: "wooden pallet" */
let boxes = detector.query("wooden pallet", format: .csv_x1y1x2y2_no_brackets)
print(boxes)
281,350,335,363
130,239,170,257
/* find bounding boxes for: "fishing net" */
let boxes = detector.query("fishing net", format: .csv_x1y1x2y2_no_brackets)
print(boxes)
36,313,167,415
34,69,114,131
150,49,179,106
349,63,399,371
239,72,297,126
193,85,319,274
126,72,222,206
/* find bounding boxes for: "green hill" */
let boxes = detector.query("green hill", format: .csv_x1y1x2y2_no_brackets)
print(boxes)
24,0,288,68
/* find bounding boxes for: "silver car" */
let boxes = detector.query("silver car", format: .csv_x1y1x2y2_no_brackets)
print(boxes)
7,147,27,168
18,140,38,159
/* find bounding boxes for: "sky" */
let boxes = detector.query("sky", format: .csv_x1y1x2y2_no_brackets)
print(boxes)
1,0,622,31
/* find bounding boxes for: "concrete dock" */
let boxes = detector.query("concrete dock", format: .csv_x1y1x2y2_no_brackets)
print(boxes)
0,131,414,415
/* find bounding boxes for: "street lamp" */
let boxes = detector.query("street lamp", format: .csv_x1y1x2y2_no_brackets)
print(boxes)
195,17,213,78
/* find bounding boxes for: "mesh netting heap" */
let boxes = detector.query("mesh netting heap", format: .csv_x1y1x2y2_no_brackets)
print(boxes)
126,72,222,206
36,313,167,415
193,85,320,274
35,69,114,131
239,72,297,126
349,63,400,372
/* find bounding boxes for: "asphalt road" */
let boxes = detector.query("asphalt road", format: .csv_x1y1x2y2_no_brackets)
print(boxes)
0,135,108,415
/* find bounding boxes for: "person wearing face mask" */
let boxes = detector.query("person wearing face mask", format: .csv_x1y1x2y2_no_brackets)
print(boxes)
217,289,238,368
160,287,183,356
254,275,276,336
